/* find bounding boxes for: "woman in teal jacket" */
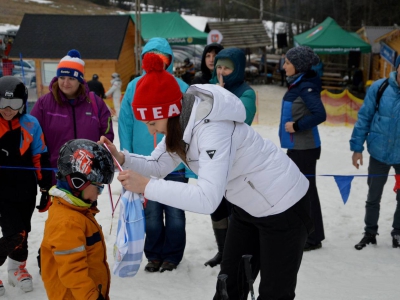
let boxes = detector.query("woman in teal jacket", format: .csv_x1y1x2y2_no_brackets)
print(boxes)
118,38,190,273
204,48,256,268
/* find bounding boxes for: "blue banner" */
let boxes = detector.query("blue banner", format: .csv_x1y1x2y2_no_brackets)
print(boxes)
380,42,397,66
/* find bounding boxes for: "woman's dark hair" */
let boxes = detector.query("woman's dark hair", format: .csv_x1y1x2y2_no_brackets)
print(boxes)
52,80,87,105
165,115,187,164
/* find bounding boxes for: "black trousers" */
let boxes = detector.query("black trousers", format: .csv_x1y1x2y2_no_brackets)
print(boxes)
287,147,325,245
0,193,35,264
211,197,232,222
214,197,311,300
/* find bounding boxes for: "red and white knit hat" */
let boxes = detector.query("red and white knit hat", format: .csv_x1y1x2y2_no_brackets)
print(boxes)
57,49,85,83
133,53,182,121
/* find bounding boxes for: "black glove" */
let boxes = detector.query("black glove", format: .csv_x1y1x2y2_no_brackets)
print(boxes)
97,284,105,300
97,294,105,300
36,190,52,212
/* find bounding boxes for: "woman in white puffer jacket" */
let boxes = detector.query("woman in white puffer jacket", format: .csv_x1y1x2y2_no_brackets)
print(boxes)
100,54,313,300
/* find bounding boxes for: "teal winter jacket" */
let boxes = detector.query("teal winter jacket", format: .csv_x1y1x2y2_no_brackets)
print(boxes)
210,48,256,125
350,71,400,164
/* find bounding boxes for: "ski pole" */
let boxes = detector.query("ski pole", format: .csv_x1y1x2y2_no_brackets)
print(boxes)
242,255,255,300
217,274,229,300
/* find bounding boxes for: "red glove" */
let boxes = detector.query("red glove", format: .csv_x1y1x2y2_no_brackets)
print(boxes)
393,174,400,193
36,191,52,212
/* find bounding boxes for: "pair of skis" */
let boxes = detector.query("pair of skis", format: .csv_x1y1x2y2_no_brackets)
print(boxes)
217,255,255,300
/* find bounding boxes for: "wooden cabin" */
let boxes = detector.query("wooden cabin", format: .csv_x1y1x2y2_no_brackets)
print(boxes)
374,29,400,79
9,14,138,98
356,26,395,81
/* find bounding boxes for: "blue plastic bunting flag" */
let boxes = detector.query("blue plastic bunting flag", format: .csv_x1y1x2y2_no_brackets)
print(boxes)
333,176,354,204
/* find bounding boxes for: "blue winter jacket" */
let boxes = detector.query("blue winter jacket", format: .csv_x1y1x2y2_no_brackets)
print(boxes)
118,38,193,176
350,71,400,164
279,70,326,150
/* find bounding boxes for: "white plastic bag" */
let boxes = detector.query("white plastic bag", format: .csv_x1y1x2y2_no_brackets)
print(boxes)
113,190,145,277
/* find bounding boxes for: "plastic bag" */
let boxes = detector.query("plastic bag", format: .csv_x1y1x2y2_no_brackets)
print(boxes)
113,190,145,277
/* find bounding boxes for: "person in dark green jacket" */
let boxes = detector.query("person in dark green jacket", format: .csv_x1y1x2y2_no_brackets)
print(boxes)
204,48,256,268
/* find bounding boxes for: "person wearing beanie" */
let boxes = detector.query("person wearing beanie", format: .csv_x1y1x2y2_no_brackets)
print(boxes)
119,37,192,273
279,45,326,251
30,49,114,273
87,74,105,99
204,48,256,268
351,53,400,250
192,43,224,84
0,76,52,295
101,53,312,300
105,72,122,119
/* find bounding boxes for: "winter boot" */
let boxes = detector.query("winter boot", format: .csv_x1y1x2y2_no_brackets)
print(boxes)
354,232,377,250
392,235,400,248
144,260,162,273
0,280,5,297
205,219,228,268
8,259,33,293
159,261,177,273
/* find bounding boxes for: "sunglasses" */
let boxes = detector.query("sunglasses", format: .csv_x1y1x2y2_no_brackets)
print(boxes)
91,182,105,194
0,98,24,110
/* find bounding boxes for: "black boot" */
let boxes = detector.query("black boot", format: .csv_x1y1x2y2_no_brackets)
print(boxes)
355,232,377,250
393,235,400,248
205,228,227,267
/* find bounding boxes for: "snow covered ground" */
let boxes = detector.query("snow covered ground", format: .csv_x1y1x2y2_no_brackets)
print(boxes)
0,83,399,299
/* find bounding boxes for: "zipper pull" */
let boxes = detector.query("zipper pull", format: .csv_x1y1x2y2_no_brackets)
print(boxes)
248,181,255,189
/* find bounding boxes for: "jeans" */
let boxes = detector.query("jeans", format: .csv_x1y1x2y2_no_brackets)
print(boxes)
144,169,188,265
364,156,400,236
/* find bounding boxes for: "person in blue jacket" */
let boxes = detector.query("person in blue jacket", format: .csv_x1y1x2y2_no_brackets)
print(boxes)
279,46,327,251
204,48,257,268
351,56,400,250
118,37,191,273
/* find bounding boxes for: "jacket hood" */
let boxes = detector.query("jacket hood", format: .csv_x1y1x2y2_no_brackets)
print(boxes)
210,48,246,91
182,84,246,144
141,38,175,75
49,76,90,102
200,43,224,81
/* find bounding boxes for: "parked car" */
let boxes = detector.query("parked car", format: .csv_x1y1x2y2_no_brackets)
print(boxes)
172,45,204,58
12,59,35,74
172,49,201,71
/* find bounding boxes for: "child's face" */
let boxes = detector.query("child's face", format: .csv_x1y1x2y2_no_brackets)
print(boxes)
0,107,19,121
82,182,104,202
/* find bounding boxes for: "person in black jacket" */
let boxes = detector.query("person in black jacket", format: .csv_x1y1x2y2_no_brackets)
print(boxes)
87,74,105,99
192,43,224,84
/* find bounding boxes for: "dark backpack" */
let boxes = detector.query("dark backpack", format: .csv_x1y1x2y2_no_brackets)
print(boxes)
375,78,389,111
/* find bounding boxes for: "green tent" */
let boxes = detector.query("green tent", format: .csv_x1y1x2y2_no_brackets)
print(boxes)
294,17,371,54
131,12,207,45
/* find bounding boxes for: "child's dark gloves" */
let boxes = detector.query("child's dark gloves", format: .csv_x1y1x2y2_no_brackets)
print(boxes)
36,190,52,212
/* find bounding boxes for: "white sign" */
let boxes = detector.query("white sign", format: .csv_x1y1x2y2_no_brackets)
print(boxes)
207,30,223,45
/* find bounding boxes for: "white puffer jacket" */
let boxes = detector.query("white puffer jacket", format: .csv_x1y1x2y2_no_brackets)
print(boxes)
122,84,309,217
